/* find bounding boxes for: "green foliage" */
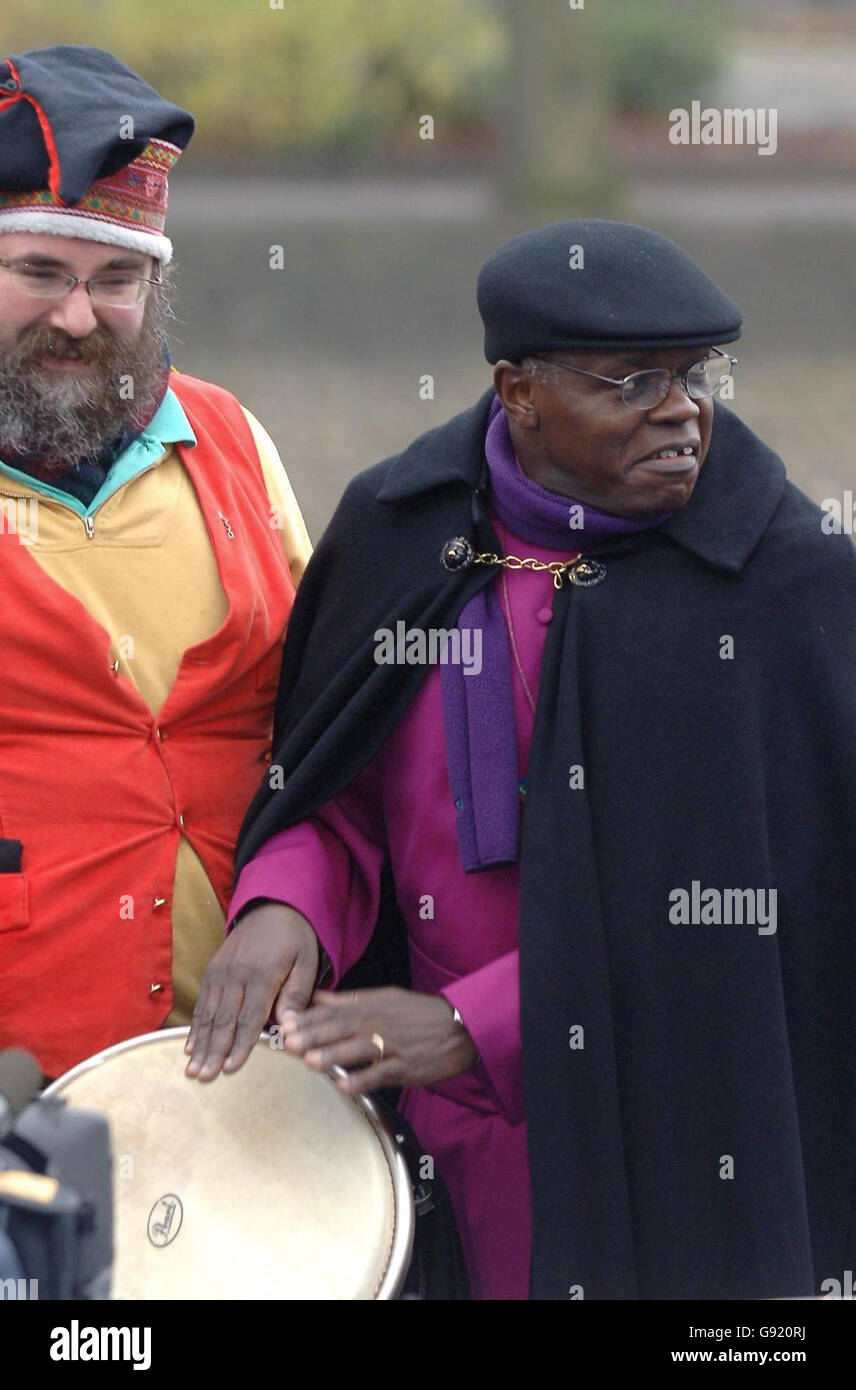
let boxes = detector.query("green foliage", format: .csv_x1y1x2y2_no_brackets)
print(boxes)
0,0,506,157
602,0,728,113
0,0,729,155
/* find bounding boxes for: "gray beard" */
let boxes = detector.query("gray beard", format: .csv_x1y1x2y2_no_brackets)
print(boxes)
0,279,174,471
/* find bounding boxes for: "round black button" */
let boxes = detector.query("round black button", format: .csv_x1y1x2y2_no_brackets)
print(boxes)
440,537,474,572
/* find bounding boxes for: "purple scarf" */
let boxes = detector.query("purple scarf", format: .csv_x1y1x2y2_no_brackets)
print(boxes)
441,395,668,871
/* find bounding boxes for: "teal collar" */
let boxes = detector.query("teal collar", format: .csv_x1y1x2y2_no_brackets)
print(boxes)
0,386,197,519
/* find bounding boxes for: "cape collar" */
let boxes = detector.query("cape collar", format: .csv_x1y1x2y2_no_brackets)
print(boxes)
377,389,787,575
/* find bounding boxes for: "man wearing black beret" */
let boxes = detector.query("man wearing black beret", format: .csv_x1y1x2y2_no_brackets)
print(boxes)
0,46,311,1081
188,219,856,1301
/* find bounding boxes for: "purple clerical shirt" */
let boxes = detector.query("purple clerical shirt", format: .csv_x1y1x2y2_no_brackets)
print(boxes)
227,513,580,1299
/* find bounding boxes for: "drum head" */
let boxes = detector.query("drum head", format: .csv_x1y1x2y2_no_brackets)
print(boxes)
45,1029,413,1300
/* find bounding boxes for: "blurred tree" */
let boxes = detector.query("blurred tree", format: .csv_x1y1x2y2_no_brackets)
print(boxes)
0,0,728,168
0,0,506,162
602,0,726,114
500,0,615,212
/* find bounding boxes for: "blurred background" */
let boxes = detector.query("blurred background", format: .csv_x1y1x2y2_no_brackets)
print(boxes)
4,0,855,538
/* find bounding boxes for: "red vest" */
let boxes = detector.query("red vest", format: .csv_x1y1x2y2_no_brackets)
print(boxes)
0,374,295,1076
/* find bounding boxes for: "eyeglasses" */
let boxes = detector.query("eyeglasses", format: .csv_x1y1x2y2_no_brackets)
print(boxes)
536,349,738,410
0,258,162,308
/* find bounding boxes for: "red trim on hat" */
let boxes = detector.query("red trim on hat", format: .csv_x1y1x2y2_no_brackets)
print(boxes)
3,58,63,202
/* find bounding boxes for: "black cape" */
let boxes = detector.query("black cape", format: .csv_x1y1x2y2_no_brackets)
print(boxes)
236,391,856,1300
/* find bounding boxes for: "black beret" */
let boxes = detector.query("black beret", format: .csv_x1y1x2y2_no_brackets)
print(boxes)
0,45,194,205
477,219,743,362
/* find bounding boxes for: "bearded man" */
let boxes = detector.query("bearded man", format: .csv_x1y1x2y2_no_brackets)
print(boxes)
0,46,310,1080
186,218,856,1302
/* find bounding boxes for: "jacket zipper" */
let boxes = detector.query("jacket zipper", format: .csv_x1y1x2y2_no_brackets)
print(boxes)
0,487,96,541
0,459,163,541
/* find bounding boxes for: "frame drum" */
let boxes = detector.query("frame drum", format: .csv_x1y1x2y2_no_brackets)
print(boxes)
44,1027,414,1300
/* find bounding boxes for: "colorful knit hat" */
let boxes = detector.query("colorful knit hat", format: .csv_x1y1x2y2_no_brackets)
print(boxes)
0,45,194,263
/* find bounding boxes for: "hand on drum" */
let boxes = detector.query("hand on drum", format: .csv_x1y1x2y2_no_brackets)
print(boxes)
185,901,319,1082
280,987,478,1092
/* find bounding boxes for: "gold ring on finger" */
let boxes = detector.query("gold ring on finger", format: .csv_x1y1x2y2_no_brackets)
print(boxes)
371,1032,385,1062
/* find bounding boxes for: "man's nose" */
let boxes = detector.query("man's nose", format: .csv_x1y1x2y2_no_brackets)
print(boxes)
648,376,701,421
42,284,99,338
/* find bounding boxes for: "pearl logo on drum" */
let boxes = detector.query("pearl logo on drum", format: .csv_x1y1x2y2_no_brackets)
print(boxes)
147,1194,183,1248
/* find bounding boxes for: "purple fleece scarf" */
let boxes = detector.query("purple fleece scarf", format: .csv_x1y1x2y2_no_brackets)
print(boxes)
441,395,669,872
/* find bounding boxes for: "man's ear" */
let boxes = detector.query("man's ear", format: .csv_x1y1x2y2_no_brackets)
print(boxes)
493,360,540,431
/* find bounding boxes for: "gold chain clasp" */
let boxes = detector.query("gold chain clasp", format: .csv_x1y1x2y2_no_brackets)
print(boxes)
439,537,606,589
471,551,604,589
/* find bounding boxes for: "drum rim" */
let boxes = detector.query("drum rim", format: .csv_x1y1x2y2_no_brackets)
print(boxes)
44,1026,415,1301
